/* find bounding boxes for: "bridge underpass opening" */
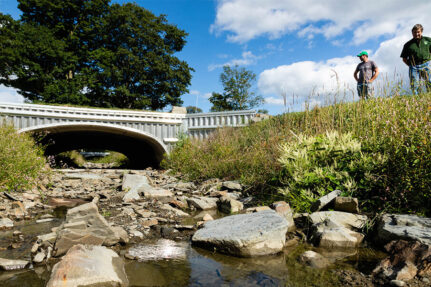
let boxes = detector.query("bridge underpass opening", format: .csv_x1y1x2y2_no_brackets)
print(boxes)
26,124,168,169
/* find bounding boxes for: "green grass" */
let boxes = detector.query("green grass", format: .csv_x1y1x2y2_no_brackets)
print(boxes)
0,123,50,192
163,93,431,215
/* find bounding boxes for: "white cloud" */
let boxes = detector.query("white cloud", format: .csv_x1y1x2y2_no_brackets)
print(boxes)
265,96,284,105
212,0,431,44
0,85,24,103
257,25,420,108
208,51,261,71
190,90,200,95
258,56,358,105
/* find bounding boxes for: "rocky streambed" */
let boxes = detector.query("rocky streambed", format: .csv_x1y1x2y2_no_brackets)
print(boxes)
0,168,430,286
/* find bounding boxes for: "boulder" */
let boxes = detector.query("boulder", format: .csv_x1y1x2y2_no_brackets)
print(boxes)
217,195,243,214
308,211,367,230
0,258,30,271
271,201,296,232
312,220,365,248
187,196,218,210
47,244,128,287
192,210,288,257
311,190,342,212
334,197,359,213
376,214,431,245
54,202,127,256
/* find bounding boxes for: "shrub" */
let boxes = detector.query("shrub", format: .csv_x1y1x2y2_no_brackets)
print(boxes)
277,131,387,212
0,123,49,191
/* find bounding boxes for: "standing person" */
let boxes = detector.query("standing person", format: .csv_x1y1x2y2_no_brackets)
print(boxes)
354,51,379,99
401,24,431,95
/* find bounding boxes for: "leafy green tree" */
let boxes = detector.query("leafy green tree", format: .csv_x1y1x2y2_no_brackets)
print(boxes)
0,0,192,110
186,106,202,114
209,65,263,112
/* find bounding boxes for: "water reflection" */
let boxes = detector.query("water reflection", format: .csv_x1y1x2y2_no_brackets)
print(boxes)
127,239,188,261
125,240,287,287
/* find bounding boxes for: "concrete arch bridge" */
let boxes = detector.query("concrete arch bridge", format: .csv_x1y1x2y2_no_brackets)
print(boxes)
0,103,256,168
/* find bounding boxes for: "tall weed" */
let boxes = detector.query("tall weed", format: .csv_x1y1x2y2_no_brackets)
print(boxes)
0,123,49,191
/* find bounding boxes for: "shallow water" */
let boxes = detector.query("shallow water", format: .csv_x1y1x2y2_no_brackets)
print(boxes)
0,236,386,287
0,206,387,287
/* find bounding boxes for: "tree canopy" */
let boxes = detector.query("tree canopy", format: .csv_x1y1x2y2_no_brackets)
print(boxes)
186,106,202,114
209,65,263,112
0,0,193,110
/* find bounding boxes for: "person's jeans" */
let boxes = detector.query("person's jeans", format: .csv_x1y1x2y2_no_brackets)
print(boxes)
409,61,431,95
357,82,371,99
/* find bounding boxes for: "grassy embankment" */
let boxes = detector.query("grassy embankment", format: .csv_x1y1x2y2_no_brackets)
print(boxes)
0,123,49,192
163,93,431,216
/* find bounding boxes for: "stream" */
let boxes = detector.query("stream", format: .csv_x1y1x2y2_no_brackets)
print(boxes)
0,212,386,287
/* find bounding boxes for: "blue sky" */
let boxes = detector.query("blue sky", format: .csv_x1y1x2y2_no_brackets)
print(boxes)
1,0,430,115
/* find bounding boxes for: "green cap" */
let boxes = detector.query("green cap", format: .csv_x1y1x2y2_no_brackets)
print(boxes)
357,51,368,57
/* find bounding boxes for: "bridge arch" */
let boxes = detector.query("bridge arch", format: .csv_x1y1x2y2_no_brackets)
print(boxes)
20,123,169,168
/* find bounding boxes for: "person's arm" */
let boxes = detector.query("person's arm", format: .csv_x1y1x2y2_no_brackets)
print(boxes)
369,67,379,83
353,69,359,82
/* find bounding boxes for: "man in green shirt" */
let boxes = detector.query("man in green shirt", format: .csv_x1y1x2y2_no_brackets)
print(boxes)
400,24,431,95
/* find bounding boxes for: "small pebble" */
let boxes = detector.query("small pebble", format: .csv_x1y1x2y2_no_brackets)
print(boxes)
390,280,405,287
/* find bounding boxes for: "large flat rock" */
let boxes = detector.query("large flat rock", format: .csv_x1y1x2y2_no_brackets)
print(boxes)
376,214,431,245
192,210,288,257
187,196,218,210
308,211,367,230
0,258,30,271
47,244,128,287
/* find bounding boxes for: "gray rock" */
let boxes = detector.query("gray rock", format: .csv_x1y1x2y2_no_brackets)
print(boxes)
334,197,359,213
122,174,150,202
271,201,295,232
47,245,128,287
0,218,13,229
140,185,173,198
54,202,126,256
221,181,242,191
33,251,46,264
217,195,244,214
312,220,365,248
308,211,367,230
160,204,189,217
192,210,288,257
187,196,219,210
0,258,30,271
376,214,431,245
311,190,342,212
37,232,57,245
64,172,105,180
390,280,406,287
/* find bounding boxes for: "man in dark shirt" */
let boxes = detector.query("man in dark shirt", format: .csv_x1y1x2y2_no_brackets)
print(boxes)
353,51,379,99
400,24,431,95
